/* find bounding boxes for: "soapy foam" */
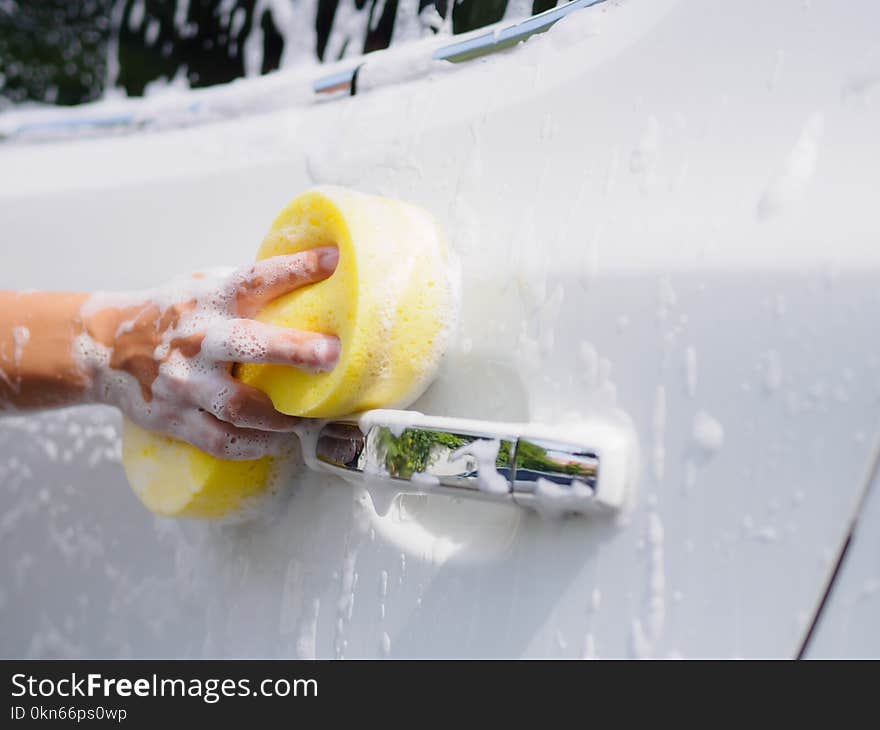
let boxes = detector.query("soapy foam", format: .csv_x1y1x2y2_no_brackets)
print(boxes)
11,326,29,370
692,410,724,454
409,471,440,488
372,202,461,412
450,438,509,496
757,113,824,220
532,477,595,519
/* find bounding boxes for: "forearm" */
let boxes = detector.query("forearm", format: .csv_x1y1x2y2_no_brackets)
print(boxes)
0,290,93,411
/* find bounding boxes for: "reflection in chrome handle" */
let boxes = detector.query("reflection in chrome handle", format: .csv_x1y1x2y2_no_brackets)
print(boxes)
313,410,631,515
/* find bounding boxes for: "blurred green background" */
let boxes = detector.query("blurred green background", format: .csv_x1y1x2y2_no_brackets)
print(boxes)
0,0,563,108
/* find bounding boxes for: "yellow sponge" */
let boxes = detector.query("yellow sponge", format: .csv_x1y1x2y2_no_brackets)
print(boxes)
122,187,456,519
122,420,277,520
237,186,455,416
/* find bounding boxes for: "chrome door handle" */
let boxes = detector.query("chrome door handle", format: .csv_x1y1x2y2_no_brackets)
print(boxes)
311,410,634,516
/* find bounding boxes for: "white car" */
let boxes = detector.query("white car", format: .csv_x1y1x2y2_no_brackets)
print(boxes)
0,0,878,659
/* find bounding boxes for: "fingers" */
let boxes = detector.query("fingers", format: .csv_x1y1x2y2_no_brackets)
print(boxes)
231,247,339,316
201,318,340,372
181,372,301,432
177,409,289,460
316,435,362,466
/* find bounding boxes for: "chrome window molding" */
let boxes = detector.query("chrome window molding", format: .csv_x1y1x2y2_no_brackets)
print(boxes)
1,0,607,142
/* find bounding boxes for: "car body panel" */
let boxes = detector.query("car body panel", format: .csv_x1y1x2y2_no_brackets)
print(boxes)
1,0,878,658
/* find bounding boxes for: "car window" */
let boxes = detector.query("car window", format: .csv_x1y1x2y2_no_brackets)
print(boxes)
0,0,563,107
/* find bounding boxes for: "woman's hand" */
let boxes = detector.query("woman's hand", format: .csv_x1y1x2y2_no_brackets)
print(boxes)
0,248,340,460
